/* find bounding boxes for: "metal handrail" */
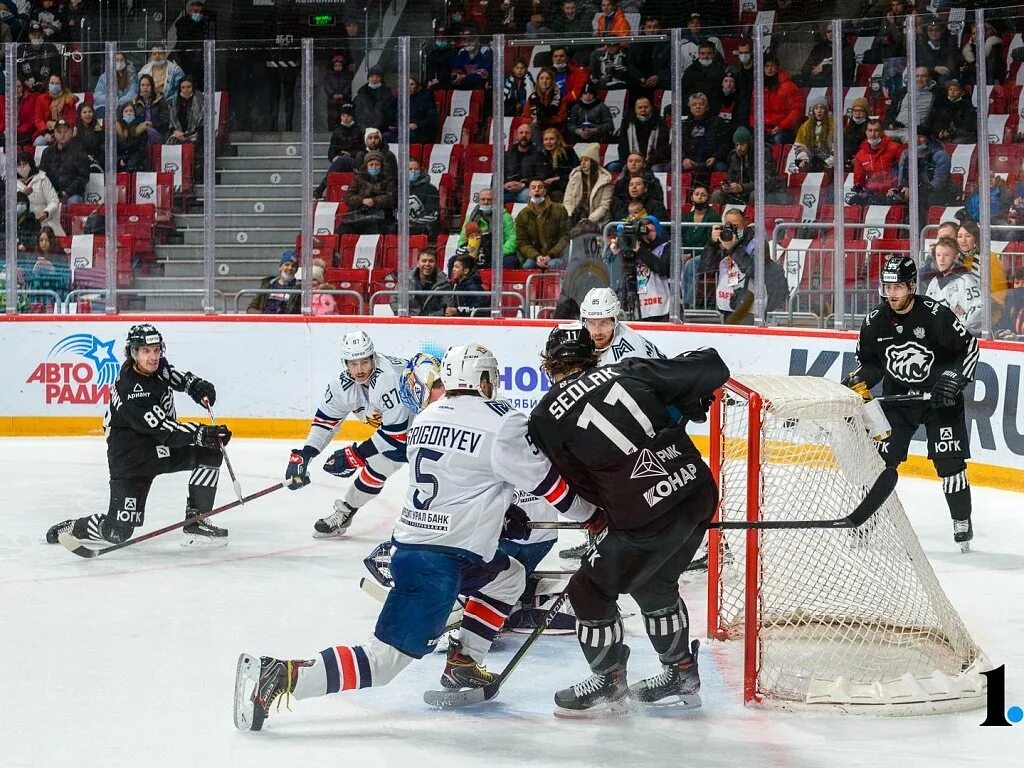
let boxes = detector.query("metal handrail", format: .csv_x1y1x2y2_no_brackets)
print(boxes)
232,288,365,315
523,272,562,318
65,288,228,313
15,290,64,312
368,289,525,317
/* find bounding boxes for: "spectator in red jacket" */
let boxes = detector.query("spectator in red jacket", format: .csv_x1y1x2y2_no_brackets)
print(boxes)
550,46,588,105
849,118,904,205
33,74,79,146
760,51,802,145
15,79,40,146
595,0,631,38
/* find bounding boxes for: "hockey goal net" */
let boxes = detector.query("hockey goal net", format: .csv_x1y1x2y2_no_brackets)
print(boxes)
707,374,987,713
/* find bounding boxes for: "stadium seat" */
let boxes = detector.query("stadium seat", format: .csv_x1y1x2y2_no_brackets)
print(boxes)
464,144,494,174
381,234,428,272
339,234,383,269
322,268,369,315
295,234,340,263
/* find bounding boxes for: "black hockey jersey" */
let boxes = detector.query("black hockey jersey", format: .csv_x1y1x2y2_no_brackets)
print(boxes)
528,350,730,530
856,295,980,395
105,358,204,477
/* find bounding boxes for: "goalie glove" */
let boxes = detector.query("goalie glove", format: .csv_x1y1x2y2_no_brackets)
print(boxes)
185,376,217,407
323,444,368,478
285,446,320,490
501,503,531,541
842,367,872,402
195,424,231,449
931,369,969,408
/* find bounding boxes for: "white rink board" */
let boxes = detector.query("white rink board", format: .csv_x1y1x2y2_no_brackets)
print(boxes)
1,317,1022,472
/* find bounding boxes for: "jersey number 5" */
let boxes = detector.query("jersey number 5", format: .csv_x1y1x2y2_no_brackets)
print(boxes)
576,382,654,454
412,448,443,510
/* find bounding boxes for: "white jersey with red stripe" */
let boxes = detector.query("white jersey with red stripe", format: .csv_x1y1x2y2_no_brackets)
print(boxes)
303,353,414,459
394,394,596,561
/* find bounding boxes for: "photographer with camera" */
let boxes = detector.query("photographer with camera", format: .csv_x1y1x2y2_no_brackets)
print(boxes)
608,214,671,322
696,208,788,323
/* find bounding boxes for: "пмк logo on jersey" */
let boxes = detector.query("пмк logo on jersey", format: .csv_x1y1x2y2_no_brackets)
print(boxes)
25,333,119,404
884,341,934,384
631,448,668,479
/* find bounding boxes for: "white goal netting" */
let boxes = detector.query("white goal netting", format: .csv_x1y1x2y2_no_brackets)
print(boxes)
709,375,987,713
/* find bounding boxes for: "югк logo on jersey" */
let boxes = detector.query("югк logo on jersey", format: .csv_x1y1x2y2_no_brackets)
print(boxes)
884,341,935,384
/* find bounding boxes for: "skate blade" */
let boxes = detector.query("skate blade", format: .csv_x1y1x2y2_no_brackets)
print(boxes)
312,527,350,540
631,692,703,710
553,694,630,719
234,653,262,731
182,533,229,548
960,541,971,554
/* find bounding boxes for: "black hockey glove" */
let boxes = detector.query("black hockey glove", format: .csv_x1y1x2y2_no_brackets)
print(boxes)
285,445,320,490
501,503,531,541
676,395,715,424
195,424,232,449
841,367,872,402
931,369,969,408
324,443,368,478
186,376,217,407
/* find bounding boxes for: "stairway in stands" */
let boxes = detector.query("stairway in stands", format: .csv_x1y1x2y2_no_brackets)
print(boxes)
133,132,330,312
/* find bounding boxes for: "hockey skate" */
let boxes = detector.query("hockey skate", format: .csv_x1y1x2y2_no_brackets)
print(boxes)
553,646,630,719
629,639,702,709
440,638,498,689
183,507,228,547
313,500,359,539
45,519,76,545
953,517,973,553
233,653,308,731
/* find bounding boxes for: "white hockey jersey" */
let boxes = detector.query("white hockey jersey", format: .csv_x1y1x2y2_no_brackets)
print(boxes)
923,271,984,336
597,323,666,367
303,353,414,458
394,395,595,560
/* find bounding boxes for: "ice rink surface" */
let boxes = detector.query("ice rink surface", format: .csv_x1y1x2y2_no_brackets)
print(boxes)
3,437,1021,768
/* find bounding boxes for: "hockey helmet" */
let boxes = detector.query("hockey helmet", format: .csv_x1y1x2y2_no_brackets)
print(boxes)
398,353,443,413
125,323,165,360
878,255,918,297
579,287,621,321
440,343,499,399
543,322,596,365
340,330,375,361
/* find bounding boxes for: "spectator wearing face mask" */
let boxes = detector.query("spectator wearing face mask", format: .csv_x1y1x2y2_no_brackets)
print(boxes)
407,158,440,238
16,192,41,252
425,26,456,90
16,151,65,235
844,97,870,170
116,103,150,171
340,151,397,235
457,188,517,268
20,22,61,94
139,44,186,101
515,179,570,270
681,41,726,114
33,73,78,146
354,66,397,135
848,118,903,206
248,251,301,314
549,45,589,104
173,0,215,84
93,52,139,120
731,38,755,129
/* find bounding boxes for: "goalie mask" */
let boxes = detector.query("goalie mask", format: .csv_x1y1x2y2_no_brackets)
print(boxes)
125,323,165,360
398,353,443,413
440,344,499,399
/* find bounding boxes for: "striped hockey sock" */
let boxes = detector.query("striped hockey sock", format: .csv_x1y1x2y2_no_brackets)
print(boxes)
576,617,625,673
459,595,514,660
942,470,972,521
293,645,374,699
643,601,691,665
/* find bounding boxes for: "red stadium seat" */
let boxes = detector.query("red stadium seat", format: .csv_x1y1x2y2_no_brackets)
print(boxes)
322,268,369,315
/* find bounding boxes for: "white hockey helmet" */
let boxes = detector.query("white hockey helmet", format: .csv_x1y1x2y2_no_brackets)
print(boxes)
340,330,375,362
440,344,499,399
398,353,443,412
579,287,621,321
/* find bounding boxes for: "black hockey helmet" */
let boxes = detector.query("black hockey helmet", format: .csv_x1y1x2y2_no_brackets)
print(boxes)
878,255,917,297
125,323,165,359
543,322,596,364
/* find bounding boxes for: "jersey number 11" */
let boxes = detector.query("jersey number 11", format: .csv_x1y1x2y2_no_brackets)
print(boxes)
576,382,654,454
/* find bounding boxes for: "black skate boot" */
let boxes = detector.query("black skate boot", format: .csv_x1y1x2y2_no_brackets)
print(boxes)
46,519,76,544
313,500,358,539
183,506,228,547
233,654,310,731
553,646,630,718
953,517,973,554
440,638,498,689
629,639,702,709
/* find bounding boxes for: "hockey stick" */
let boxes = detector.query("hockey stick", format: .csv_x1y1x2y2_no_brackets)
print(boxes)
203,398,243,505
57,482,284,559
358,578,466,633
874,393,931,403
525,466,898,532
423,584,571,709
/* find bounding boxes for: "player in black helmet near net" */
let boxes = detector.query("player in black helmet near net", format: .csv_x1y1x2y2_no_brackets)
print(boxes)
527,323,729,717
843,255,980,552
46,324,232,548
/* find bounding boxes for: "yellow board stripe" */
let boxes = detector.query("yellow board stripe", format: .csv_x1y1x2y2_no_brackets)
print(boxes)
1,418,1021,493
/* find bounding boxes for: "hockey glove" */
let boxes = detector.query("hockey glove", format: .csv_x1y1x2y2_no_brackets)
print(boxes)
323,444,368,478
285,446,320,490
584,508,608,536
501,503,531,541
675,395,715,424
186,376,217,407
931,369,969,408
842,367,873,402
195,424,232,449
